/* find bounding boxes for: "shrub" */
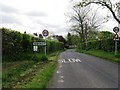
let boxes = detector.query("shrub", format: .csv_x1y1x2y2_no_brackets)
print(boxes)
79,39,120,53
1,28,64,62
32,55,39,62
40,55,48,61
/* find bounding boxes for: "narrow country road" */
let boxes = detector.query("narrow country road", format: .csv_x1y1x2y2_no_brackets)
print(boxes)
48,49,119,88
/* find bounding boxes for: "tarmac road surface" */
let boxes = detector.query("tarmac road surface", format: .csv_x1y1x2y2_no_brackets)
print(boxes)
48,49,119,88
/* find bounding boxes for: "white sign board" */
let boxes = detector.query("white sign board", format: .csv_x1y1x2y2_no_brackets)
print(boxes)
33,46,38,51
33,42,46,46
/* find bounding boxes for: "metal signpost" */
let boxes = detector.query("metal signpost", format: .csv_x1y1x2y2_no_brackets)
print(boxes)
32,30,49,57
33,42,46,60
113,27,119,55
42,29,49,55
33,41,47,62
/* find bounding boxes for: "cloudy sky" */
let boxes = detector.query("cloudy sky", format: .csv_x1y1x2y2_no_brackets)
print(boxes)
0,0,71,36
0,0,119,37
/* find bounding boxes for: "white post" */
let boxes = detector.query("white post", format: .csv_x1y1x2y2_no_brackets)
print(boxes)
45,37,46,56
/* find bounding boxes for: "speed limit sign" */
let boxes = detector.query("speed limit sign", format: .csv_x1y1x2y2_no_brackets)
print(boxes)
113,27,119,33
42,29,49,37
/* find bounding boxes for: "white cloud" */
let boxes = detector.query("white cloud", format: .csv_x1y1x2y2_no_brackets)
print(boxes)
0,0,70,37
1,14,22,25
0,3,18,14
25,11,47,17
99,18,118,33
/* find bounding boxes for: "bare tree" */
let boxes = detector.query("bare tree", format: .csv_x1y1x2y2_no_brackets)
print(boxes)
70,4,106,49
117,1,120,20
70,5,91,43
77,0,120,24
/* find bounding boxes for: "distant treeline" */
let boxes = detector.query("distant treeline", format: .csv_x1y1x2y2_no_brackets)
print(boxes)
1,28,64,61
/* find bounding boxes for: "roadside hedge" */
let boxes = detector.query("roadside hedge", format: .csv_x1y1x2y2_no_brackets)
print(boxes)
83,39,120,52
1,28,64,61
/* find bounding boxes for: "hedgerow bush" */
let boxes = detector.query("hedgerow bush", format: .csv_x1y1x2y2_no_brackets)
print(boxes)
46,40,63,53
83,39,120,52
40,55,48,61
1,28,64,62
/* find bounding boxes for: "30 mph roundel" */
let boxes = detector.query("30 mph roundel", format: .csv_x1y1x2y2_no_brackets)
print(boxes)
42,29,49,37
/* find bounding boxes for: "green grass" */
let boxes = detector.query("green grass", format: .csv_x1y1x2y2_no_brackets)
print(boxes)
0,70,2,90
2,60,35,88
77,49,120,63
23,60,57,89
2,50,62,89
15,51,59,89
2,51,60,89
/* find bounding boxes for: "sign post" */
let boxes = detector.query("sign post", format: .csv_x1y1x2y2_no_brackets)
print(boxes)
42,29,49,56
113,27,119,55
33,42,47,61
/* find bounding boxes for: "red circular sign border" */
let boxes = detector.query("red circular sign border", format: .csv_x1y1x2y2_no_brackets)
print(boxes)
42,29,49,37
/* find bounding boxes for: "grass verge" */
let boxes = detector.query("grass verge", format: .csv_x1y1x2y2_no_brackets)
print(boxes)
77,49,120,63
2,60,35,88
12,51,61,89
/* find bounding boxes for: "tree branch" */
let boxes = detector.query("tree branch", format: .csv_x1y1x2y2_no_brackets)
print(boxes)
79,1,120,24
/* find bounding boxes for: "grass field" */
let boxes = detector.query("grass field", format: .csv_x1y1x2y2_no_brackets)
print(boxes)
77,49,120,63
2,51,61,89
